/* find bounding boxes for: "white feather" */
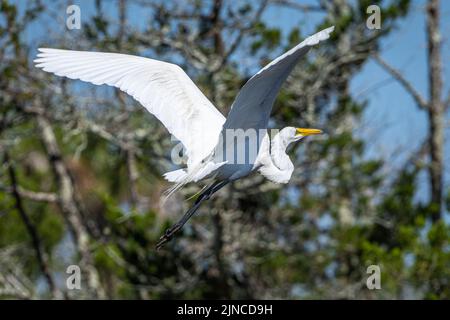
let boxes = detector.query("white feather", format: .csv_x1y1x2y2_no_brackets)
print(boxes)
35,48,225,169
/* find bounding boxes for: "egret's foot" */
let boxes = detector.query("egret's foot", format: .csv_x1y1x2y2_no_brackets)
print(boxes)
155,224,182,250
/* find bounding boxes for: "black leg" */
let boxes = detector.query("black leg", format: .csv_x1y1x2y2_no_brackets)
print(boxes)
155,180,229,250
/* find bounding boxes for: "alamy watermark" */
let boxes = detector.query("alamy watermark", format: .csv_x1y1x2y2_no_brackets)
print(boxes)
366,265,381,290
170,128,282,166
66,5,81,30
366,5,381,30
66,264,81,290
64,3,381,33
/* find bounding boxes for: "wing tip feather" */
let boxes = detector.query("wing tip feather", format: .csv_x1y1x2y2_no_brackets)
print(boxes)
304,25,335,46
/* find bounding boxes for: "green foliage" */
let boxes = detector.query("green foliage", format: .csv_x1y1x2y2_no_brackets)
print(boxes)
250,22,281,54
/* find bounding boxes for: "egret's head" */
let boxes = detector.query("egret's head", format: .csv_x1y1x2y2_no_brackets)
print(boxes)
280,126,323,144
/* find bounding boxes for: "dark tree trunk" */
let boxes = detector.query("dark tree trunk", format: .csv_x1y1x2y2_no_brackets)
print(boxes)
426,0,443,221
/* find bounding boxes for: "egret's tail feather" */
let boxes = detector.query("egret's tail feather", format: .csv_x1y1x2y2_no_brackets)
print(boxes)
161,163,204,204
163,169,188,183
161,161,227,204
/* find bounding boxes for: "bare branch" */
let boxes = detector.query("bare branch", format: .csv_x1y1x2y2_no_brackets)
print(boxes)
270,0,324,12
218,0,269,70
0,246,34,299
3,151,62,299
373,53,428,110
34,111,106,299
18,188,58,202
0,185,58,202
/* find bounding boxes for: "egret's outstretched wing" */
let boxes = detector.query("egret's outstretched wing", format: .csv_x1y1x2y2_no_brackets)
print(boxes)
223,26,334,131
35,49,225,167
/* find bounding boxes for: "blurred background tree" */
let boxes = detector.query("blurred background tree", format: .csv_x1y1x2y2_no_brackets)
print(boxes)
0,0,448,299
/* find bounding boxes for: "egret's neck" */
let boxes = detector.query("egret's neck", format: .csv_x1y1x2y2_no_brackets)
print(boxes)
270,133,294,174
256,132,295,184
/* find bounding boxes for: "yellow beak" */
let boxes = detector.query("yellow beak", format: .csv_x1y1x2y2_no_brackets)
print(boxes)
296,128,323,136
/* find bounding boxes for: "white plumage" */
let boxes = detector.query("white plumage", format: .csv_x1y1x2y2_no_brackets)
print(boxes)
35,26,334,248
35,49,225,168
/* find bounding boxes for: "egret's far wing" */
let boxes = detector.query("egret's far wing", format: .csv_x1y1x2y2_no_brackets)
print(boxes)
223,26,334,131
35,49,225,167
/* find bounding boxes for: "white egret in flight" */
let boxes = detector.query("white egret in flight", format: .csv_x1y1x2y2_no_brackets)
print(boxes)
35,26,334,249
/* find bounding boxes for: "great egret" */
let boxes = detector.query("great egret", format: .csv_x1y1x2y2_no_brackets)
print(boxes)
35,26,334,249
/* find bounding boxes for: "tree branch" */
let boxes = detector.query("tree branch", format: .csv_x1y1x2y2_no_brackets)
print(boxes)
34,111,106,298
3,151,62,299
218,0,269,70
373,53,428,110
270,0,324,12
18,188,57,202
0,185,58,203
